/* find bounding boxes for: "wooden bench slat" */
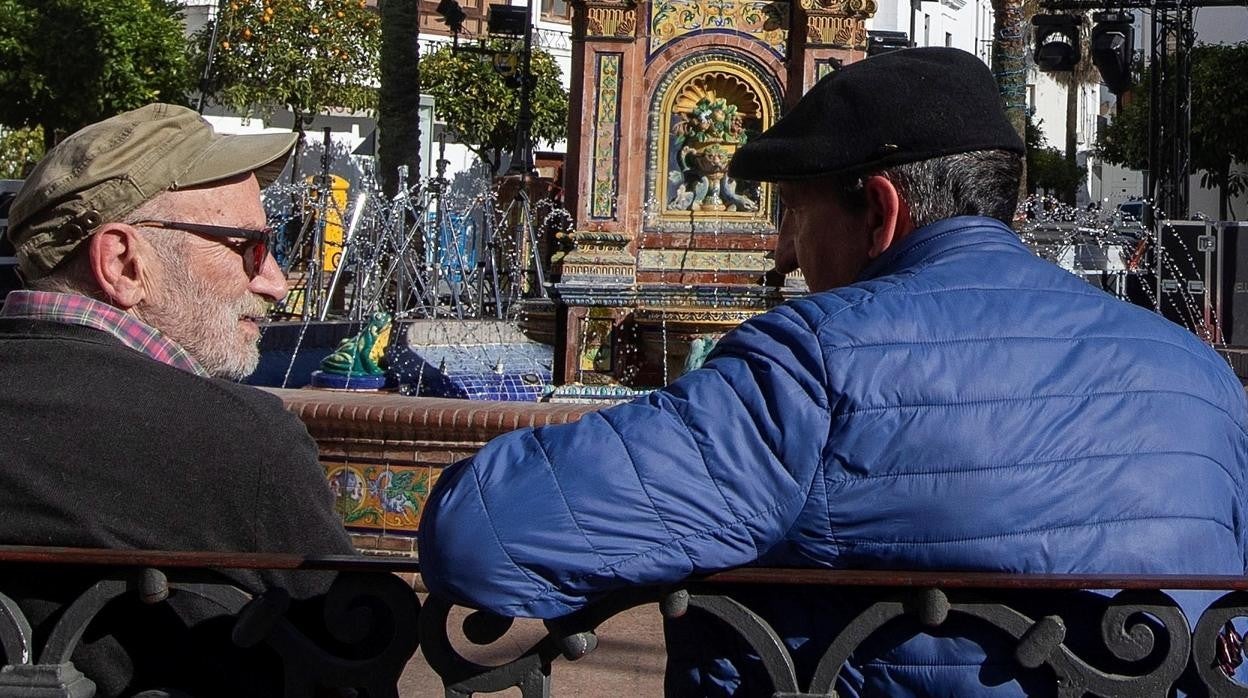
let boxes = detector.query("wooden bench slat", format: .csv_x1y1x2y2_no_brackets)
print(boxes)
0,546,422,573
699,567,1248,589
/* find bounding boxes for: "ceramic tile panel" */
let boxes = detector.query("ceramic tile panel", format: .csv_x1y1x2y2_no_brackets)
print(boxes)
649,0,789,59
327,462,431,536
590,53,623,220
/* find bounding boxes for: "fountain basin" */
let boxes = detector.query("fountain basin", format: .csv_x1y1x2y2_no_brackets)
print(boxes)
387,319,553,401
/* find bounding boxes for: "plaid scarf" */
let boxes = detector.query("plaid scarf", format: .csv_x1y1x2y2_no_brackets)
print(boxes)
1,290,209,377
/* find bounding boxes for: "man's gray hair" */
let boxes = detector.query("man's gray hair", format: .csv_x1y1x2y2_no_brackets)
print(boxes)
884,150,1022,228
839,150,1022,228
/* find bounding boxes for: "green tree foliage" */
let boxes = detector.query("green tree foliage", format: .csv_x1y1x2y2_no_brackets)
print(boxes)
1097,42,1248,219
0,127,43,179
0,0,194,149
1095,90,1147,170
197,0,381,123
1190,43,1248,219
1027,113,1085,196
420,40,569,175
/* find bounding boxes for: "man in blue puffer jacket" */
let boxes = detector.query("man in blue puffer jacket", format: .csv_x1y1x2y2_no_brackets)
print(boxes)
418,47,1248,695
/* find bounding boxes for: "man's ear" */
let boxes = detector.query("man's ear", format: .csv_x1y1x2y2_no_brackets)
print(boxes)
88,224,150,309
862,175,914,259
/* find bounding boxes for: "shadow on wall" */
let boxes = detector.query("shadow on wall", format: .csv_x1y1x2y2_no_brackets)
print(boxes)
276,134,374,196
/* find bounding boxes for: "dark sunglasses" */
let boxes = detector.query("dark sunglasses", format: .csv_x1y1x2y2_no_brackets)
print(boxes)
134,220,275,275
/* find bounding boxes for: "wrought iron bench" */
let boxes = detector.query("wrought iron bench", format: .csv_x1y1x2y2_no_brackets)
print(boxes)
424,568,1248,697
1,546,1247,697
0,546,422,698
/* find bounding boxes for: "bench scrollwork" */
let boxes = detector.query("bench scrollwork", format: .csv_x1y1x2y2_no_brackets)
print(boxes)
3,548,1248,697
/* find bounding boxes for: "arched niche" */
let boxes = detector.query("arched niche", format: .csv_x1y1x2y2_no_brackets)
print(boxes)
644,52,781,233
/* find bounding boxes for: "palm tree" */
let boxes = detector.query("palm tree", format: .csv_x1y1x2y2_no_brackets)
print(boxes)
378,0,423,197
992,0,1029,202
1049,12,1100,204
1008,2,1098,204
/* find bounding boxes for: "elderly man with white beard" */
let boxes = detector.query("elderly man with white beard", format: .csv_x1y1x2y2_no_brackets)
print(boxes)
0,104,354,697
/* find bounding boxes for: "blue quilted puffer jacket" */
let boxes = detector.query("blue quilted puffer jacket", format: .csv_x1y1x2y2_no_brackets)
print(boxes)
418,216,1248,696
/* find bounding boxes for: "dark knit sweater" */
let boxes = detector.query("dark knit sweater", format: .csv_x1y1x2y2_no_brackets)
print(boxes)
0,318,354,696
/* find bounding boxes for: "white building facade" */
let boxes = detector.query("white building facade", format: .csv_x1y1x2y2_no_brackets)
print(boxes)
868,0,994,58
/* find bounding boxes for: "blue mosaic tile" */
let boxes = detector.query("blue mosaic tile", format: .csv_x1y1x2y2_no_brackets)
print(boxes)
388,342,553,401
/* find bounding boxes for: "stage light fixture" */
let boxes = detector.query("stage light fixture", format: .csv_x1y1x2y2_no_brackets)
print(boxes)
867,30,911,56
437,0,467,34
1032,14,1082,72
1091,11,1134,95
487,4,528,36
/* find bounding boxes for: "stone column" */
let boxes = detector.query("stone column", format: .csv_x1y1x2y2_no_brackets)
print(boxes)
565,0,643,243
790,0,876,99
554,0,645,383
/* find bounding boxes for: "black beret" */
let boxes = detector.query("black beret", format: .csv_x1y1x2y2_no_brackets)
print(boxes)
728,47,1024,182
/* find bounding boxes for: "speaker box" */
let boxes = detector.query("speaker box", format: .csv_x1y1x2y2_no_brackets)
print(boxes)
1219,222,1248,345
1156,220,1219,341
1122,221,1248,346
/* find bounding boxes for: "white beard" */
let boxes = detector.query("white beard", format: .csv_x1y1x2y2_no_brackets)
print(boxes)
138,255,268,381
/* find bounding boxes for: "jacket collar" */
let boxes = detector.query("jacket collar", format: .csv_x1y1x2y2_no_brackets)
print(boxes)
856,215,1021,282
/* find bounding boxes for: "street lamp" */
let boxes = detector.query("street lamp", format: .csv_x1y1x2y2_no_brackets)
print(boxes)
484,0,544,301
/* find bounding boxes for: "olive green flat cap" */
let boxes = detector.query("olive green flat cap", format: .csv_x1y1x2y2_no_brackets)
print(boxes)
8,103,297,280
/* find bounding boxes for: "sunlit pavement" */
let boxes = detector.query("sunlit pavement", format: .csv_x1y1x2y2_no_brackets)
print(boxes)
400,599,668,696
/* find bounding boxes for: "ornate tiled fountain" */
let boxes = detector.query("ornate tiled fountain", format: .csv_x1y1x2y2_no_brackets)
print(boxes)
540,0,875,387
285,0,878,541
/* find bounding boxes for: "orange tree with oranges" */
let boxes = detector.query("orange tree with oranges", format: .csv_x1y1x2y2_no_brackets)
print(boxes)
420,39,567,176
196,0,381,125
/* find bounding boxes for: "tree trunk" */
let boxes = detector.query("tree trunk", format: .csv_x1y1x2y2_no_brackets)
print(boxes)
289,111,306,189
378,0,423,198
1219,162,1231,222
991,0,1028,209
41,124,64,152
1065,82,1078,205
486,147,503,178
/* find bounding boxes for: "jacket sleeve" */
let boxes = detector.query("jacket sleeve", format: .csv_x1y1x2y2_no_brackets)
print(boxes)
417,302,832,618
253,395,357,599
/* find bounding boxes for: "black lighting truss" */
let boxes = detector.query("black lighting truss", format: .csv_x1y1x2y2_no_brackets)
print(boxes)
1040,0,1245,220
440,0,536,176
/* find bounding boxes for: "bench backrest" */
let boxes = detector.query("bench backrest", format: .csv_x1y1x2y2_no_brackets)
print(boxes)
0,546,1245,697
